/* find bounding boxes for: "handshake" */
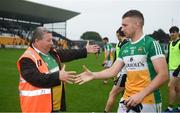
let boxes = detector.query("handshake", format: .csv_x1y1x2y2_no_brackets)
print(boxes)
59,65,94,85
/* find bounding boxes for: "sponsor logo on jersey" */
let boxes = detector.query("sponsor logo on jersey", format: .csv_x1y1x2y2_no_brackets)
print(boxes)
124,55,147,70
126,61,145,69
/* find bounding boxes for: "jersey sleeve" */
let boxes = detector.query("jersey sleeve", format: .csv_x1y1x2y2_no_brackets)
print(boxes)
148,40,165,61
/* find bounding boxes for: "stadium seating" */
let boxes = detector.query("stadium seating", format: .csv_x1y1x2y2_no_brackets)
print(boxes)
0,36,29,46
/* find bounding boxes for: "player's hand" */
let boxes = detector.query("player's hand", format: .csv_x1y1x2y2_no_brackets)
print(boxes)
124,91,145,107
86,40,100,54
120,100,143,112
75,65,94,85
59,65,76,84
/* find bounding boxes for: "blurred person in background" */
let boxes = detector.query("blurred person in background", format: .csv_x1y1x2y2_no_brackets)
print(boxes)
102,37,113,84
165,26,180,112
104,27,129,112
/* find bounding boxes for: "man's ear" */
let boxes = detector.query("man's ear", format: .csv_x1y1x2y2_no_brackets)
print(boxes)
35,38,39,43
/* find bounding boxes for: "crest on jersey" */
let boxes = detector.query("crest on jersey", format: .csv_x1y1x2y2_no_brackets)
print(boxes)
138,47,143,54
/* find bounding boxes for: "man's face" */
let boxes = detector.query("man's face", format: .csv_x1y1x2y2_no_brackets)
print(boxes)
116,32,122,42
36,33,53,53
103,39,108,44
121,17,139,38
170,32,178,40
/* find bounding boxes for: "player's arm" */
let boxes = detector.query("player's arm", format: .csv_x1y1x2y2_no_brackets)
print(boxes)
104,86,121,112
19,58,61,88
95,60,124,79
140,57,168,99
142,56,168,93
75,60,124,85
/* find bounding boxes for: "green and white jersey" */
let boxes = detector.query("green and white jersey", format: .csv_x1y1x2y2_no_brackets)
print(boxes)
39,53,62,111
118,35,165,104
39,53,59,73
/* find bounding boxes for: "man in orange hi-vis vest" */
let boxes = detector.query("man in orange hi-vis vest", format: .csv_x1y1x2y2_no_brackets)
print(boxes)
17,27,100,113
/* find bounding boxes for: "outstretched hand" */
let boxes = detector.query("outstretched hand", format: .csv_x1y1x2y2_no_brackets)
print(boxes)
75,65,94,85
59,64,76,84
86,40,100,54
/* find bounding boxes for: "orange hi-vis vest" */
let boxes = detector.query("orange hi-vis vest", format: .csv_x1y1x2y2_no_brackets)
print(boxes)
17,47,52,113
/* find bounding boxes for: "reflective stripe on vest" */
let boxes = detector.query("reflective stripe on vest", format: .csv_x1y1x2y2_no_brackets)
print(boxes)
49,66,59,73
20,89,51,96
20,78,27,83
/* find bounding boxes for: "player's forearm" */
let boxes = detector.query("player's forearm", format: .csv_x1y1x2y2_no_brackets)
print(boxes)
92,60,124,80
105,94,117,112
93,68,116,80
105,99,114,112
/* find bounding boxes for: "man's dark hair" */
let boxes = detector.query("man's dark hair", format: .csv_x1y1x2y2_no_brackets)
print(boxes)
117,27,125,37
103,37,109,41
169,26,179,33
122,10,144,26
31,26,51,43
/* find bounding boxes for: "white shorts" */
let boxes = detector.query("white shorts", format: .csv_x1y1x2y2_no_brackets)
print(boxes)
169,70,180,79
104,60,113,68
117,98,162,113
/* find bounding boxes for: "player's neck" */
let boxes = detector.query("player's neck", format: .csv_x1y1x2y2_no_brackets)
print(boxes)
131,31,143,42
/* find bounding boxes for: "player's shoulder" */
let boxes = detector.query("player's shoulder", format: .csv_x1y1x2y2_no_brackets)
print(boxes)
177,38,180,43
143,35,157,47
144,35,156,42
121,41,130,49
109,43,113,46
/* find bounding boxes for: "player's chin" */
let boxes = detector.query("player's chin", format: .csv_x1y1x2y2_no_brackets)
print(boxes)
124,33,129,37
46,47,51,52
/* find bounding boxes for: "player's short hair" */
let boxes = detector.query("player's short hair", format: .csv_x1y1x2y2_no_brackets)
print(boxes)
116,27,125,37
122,9,144,27
169,26,179,33
103,37,109,41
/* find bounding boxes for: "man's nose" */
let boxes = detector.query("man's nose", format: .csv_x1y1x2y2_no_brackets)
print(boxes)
50,40,53,45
